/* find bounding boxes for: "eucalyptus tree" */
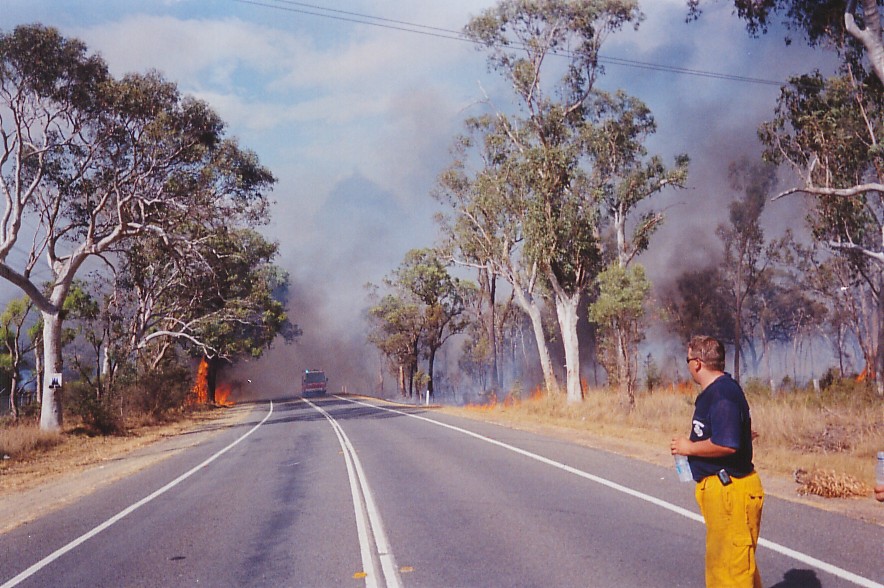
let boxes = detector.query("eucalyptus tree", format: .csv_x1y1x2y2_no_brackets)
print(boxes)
759,67,884,380
687,0,883,84
714,160,779,382
389,249,471,397
0,297,36,418
366,290,423,397
0,26,276,429
590,92,690,269
435,114,559,394
587,90,688,405
464,0,645,403
587,264,650,406
150,228,295,404
686,1,884,379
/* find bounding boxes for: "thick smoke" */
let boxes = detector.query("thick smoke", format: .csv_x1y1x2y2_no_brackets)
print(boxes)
226,172,442,402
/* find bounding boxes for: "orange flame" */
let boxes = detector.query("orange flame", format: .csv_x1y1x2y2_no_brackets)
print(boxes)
856,365,873,382
215,382,235,407
189,358,235,406
190,357,210,405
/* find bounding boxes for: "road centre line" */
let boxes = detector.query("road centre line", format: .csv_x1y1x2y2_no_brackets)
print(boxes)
0,402,276,588
339,396,883,588
302,398,402,588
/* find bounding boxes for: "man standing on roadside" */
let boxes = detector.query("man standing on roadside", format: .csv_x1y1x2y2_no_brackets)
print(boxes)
671,335,764,588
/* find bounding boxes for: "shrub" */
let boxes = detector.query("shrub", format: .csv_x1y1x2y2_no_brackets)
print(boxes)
66,380,122,435
127,362,191,420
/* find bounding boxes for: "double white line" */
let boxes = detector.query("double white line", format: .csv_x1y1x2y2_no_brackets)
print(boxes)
302,399,402,588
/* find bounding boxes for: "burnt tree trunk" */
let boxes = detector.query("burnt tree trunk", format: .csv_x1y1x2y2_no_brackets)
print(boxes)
206,356,223,405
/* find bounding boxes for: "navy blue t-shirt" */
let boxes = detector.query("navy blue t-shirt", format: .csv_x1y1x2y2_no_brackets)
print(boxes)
688,373,754,481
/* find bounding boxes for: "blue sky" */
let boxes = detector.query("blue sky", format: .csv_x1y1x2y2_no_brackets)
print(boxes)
1,1,831,392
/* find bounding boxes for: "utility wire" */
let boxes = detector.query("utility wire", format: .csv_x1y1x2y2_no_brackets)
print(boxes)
233,0,785,87
235,0,467,42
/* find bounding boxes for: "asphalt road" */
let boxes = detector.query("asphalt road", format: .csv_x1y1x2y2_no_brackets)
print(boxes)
0,396,881,588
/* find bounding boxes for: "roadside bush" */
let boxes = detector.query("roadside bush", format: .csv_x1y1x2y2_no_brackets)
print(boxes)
66,380,122,436
128,362,191,420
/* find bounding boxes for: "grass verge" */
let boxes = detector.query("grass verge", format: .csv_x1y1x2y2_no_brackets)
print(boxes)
448,382,883,500
0,406,226,495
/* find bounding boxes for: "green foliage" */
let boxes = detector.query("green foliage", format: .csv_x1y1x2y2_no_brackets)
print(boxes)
589,263,651,325
0,24,109,110
0,25,284,427
185,228,294,360
686,0,876,63
367,293,423,369
589,263,651,399
66,380,122,436
369,249,473,394
761,70,883,248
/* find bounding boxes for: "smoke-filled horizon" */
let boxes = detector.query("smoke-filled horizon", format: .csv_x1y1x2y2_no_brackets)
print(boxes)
2,1,843,401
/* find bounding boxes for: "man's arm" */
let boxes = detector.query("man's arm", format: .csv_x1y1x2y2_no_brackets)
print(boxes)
671,437,736,457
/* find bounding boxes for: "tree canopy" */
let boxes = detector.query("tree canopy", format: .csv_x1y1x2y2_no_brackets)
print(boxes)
0,25,290,428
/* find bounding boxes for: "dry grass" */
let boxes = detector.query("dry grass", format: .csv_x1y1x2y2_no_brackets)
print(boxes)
453,381,883,499
0,421,64,460
0,407,224,494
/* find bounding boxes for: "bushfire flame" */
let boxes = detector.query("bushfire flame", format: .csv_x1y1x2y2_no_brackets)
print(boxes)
190,357,235,407
191,357,209,405
215,382,235,407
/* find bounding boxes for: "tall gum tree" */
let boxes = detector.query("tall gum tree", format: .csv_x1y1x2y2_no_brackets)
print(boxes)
588,90,688,406
689,1,884,382
393,249,471,397
464,0,685,403
761,67,884,380
716,160,778,382
435,115,560,394
368,249,471,398
0,26,275,429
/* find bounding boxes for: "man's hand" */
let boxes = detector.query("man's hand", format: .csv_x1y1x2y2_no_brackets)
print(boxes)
671,437,692,455
671,437,737,458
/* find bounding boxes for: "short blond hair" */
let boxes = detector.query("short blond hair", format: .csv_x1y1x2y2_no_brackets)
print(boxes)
689,335,725,371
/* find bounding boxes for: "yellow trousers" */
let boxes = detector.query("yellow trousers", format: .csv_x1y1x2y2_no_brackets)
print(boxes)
695,471,764,588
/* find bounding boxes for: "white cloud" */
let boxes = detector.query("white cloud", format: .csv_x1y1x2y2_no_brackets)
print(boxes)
80,16,288,84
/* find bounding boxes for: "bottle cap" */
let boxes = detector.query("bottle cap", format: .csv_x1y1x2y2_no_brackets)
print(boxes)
878,451,884,460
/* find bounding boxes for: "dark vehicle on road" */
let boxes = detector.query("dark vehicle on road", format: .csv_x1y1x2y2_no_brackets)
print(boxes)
301,370,328,397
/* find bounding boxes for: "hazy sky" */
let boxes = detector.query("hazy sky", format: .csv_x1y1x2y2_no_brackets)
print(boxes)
1,1,831,395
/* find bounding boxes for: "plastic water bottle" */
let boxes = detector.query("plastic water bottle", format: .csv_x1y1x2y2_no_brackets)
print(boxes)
675,454,693,482
877,451,884,486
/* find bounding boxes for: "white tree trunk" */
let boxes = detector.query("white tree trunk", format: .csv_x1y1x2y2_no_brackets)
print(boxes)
846,0,884,84
554,291,582,404
511,285,559,394
39,311,64,431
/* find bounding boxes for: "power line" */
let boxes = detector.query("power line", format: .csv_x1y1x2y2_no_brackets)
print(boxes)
235,0,467,43
233,0,785,87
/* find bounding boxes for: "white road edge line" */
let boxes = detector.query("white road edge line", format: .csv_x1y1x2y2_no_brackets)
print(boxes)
303,398,402,588
1,401,276,588
340,396,883,588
